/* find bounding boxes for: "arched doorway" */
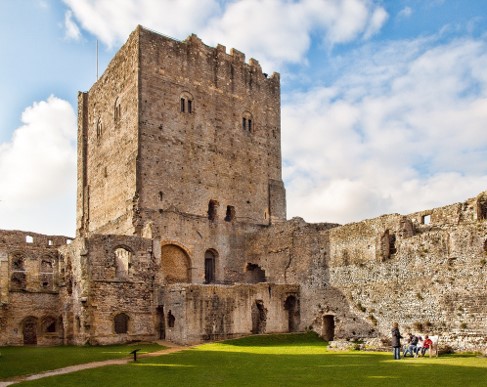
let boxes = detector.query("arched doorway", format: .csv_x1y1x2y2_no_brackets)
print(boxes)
284,295,300,332
322,315,335,341
160,244,191,284
22,317,38,345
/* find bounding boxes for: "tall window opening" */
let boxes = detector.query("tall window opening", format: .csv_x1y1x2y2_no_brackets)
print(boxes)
180,92,193,114
40,255,55,291
208,200,219,221
115,247,132,280
96,118,103,138
10,253,27,290
204,250,216,284
114,97,121,123
225,205,236,222
242,111,253,132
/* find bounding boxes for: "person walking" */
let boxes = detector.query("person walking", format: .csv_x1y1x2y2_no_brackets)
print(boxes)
391,322,403,360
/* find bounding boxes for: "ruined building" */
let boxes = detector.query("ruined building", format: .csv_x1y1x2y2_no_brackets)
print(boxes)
1,26,487,350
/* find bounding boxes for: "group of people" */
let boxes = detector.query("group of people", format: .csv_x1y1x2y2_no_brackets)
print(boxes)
391,322,434,359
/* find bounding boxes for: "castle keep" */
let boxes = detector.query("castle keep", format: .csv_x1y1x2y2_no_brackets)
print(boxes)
1,26,486,351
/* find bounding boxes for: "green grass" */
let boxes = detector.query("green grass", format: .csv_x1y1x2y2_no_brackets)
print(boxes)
0,343,163,380
3,333,487,386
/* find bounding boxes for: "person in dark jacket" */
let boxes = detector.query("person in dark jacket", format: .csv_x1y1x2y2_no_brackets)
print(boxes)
391,322,403,359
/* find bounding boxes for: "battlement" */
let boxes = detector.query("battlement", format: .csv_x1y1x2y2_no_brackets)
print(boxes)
139,26,280,81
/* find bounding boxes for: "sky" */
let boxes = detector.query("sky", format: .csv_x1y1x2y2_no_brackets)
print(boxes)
1,0,487,237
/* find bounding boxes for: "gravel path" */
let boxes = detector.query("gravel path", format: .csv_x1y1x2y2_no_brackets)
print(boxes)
0,342,187,386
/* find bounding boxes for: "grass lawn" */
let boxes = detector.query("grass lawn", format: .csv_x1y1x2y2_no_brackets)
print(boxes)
0,343,163,380
4,333,487,386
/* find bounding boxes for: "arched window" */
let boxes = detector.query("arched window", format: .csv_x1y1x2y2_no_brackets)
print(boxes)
114,97,121,123
180,91,194,114
204,250,217,284
96,118,103,138
242,111,253,132
115,247,132,279
114,313,129,334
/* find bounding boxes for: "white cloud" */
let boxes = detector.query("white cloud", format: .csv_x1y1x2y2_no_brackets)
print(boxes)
283,36,487,224
64,10,81,40
398,6,413,19
63,0,387,70
62,0,221,48
0,96,77,236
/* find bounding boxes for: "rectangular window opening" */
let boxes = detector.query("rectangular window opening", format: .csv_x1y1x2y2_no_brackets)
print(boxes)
187,100,192,113
180,98,185,112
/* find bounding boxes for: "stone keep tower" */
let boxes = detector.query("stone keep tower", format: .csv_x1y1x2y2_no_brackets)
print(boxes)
77,26,286,240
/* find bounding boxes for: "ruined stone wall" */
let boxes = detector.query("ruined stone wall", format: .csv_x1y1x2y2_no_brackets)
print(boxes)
0,230,70,345
159,283,299,344
247,194,487,351
63,234,156,345
77,28,140,236
137,27,285,235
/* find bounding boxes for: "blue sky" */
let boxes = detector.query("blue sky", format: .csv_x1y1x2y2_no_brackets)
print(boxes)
1,0,487,236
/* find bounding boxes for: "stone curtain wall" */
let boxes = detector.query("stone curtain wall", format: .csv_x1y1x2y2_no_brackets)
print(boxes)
159,283,299,343
0,230,71,345
246,193,487,351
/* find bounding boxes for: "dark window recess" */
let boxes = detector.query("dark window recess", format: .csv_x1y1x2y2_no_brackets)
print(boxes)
46,321,56,333
389,234,397,255
248,119,252,132
225,206,236,222
114,313,129,334
11,272,26,290
13,256,25,271
168,311,175,328
180,98,185,112
204,250,216,284
187,100,192,113
245,263,266,283
208,200,218,221
242,117,247,130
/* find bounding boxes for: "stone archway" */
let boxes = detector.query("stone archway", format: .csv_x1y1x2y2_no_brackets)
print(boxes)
322,315,335,341
22,317,38,345
160,244,191,284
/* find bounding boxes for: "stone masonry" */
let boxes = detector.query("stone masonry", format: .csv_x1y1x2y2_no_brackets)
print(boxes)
1,26,486,351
